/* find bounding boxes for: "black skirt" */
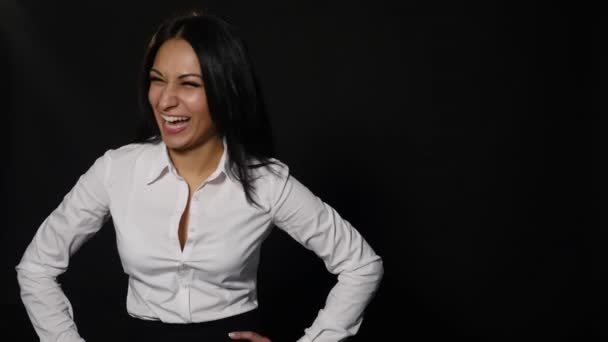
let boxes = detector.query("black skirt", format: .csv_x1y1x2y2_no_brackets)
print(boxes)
125,308,262,342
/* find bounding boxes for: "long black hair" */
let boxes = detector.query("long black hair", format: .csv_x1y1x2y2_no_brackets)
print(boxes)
136,11,279,207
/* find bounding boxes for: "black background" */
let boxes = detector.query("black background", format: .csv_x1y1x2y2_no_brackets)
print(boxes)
1,1,603,341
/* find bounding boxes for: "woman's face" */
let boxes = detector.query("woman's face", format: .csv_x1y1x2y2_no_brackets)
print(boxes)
148,38,216,151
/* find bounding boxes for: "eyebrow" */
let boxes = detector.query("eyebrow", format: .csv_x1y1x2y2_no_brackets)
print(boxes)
150,68,203,79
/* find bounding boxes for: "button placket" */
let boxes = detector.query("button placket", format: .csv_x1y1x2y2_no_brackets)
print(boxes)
177,262,189,287
189,187,203,234
174,178,190,254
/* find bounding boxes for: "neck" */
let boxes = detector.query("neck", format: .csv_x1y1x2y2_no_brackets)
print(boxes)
167,136,224,183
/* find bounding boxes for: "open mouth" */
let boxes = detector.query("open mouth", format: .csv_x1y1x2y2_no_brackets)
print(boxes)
162,114,190,124
161,114,191,133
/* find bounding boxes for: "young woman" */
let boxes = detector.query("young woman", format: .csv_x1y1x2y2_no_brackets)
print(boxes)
16,11,383,342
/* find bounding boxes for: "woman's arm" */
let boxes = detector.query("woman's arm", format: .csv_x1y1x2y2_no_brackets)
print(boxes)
269,165,384,342
16,151,112,342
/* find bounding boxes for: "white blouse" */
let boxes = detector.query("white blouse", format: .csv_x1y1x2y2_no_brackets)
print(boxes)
16,139,384,342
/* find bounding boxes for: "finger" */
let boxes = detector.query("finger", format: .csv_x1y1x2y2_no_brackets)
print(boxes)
228,331,256,340
228,331,270,341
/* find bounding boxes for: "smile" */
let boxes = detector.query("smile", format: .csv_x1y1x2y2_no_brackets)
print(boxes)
161,114,191,123
161,114,191,134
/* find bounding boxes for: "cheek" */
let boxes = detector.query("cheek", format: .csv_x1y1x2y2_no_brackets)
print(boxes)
184,92,210,118
148,87,159,110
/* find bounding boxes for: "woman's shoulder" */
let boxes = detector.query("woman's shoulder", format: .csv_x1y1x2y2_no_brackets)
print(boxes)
96,142,163,174
103,142,160,160
248,157,290,181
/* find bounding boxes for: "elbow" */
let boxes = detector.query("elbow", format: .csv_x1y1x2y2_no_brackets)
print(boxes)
16,262,29,285
15,265,59,306
16,263,37,293
371,255,384,285
361,255,384,289
16,265,35,300
15,261,58,294
338,254,384,287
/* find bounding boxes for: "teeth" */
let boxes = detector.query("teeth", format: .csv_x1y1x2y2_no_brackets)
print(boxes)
161,114,190,123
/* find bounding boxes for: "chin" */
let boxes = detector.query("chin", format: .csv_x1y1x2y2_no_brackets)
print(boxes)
161,129,219,152
160,135,190,150
164,141,193,152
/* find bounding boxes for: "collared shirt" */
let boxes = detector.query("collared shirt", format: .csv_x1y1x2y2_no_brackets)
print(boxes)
16,138,384,342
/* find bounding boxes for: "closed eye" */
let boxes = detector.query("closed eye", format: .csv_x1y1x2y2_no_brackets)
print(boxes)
182,82,202,88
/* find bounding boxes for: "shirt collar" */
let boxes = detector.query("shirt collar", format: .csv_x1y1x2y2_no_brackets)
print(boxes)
146,136,229,185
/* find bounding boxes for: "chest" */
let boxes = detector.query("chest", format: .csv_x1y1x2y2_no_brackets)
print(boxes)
109,176,273,277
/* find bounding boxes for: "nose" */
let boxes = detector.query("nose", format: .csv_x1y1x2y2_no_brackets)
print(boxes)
158,83,178,112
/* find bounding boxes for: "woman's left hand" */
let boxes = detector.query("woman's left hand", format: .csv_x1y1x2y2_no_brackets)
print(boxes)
228,331,271,341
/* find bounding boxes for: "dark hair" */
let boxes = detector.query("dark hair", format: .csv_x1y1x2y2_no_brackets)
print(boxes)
136,11,279,207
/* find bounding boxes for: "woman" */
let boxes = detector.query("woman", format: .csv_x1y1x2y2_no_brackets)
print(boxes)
16,11,383,342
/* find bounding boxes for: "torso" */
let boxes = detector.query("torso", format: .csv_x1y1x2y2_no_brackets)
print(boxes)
105,141,290,322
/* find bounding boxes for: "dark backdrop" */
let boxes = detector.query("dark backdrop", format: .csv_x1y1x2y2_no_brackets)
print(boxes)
1,1,602,341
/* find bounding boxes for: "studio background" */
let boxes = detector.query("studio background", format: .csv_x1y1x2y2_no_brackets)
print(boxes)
1,1,601,341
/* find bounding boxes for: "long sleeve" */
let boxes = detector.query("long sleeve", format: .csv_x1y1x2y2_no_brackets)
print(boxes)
270,167,384,342
16,151,112,342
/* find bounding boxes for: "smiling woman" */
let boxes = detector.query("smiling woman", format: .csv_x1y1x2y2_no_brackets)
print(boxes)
135,11,277,210
148,39,214,150
15,10,383,342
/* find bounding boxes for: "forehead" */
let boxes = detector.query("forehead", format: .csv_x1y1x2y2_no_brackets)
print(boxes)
152,38,201,74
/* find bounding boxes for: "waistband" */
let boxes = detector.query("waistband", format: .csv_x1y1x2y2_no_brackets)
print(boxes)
125,308,262,342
